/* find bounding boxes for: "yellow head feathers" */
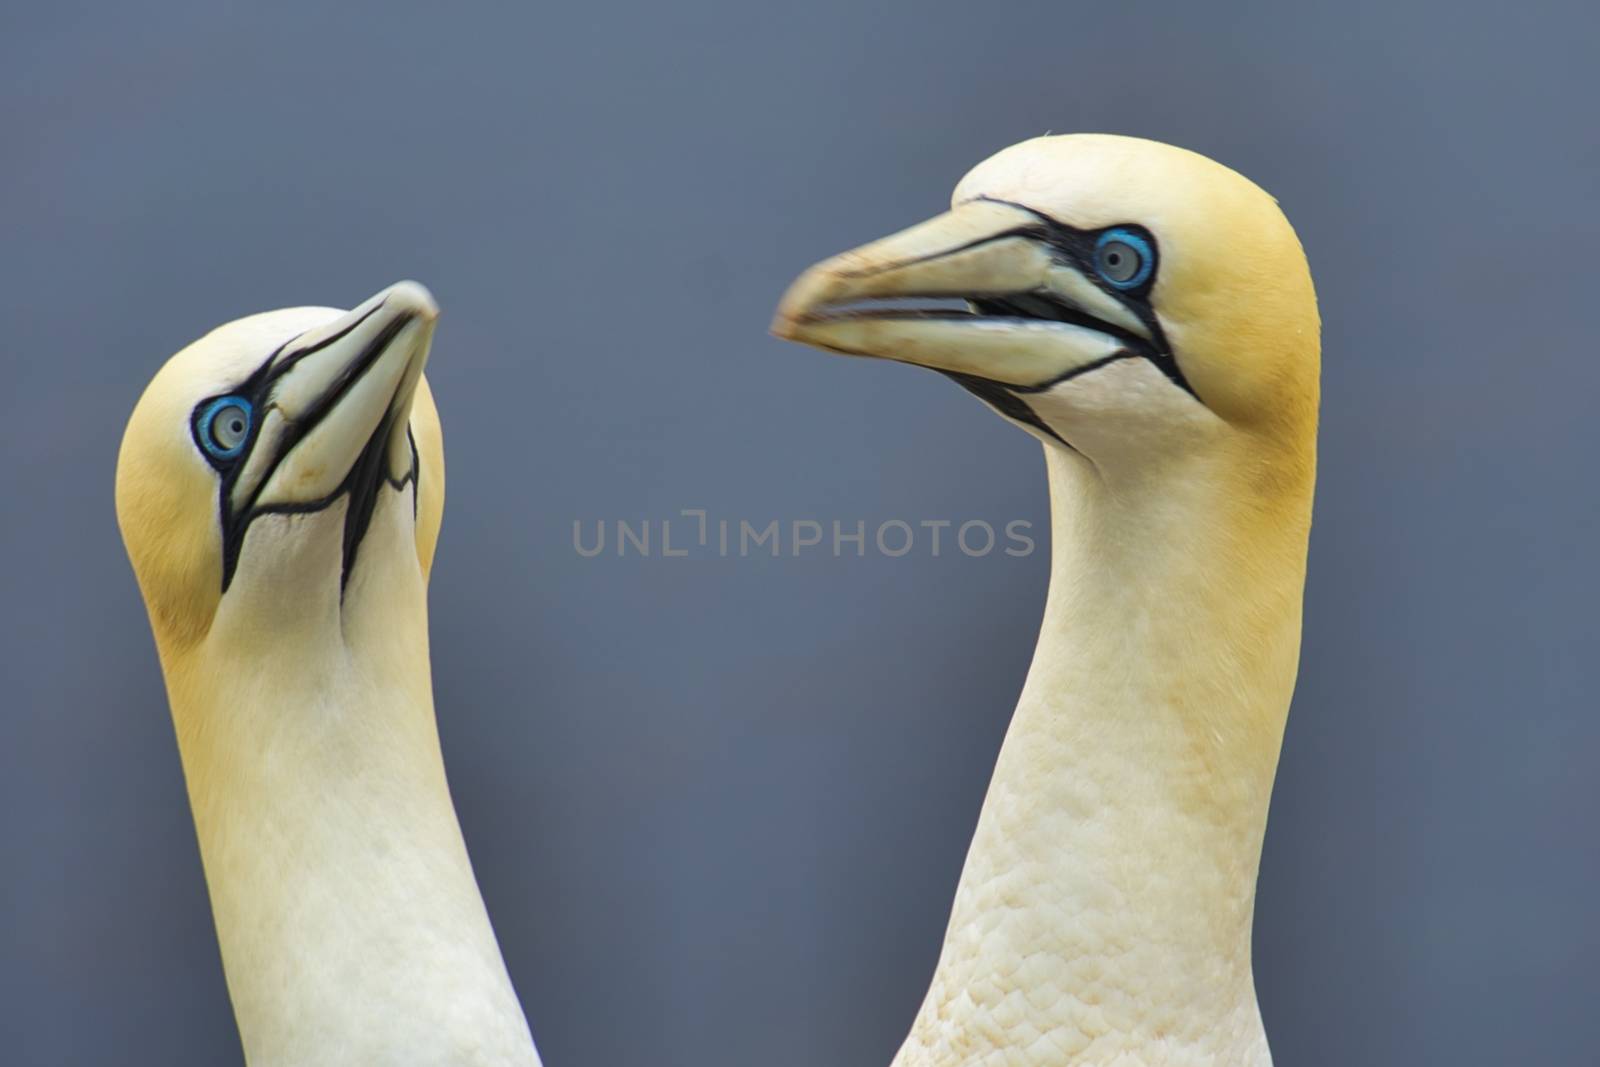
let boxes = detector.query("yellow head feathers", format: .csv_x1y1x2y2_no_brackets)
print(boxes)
115,282,445,654
774,134,1319,477
955,134,1320,434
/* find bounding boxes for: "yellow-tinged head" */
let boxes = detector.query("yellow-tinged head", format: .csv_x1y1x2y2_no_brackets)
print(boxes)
773,134,1319,479
115,281,445,655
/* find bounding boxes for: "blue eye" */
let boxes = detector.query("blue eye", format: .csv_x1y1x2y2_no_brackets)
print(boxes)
198,396,253,461
1094,228,1154,289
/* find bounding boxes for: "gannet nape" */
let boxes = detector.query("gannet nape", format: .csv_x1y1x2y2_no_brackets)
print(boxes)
115,282,542,1066
773,134,1319,1065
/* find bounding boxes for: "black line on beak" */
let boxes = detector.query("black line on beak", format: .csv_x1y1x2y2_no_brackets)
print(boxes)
217,311,418,593
967,196,1202,405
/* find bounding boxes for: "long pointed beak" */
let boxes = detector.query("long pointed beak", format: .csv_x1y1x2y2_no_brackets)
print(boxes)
771,200,1151,389
231,281,437,514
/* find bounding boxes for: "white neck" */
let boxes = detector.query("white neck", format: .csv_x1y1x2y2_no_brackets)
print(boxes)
893,442,1310,1067
164,502,541,1067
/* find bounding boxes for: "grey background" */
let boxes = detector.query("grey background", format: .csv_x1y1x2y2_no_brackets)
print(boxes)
2,1,1595,1064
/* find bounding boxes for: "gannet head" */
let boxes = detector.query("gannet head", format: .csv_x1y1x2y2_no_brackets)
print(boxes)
773,134,1319,477
116,281,444,653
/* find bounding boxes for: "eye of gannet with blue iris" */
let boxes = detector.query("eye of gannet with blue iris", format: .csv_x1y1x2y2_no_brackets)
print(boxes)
116,282,543,1067
773,134,1320,1066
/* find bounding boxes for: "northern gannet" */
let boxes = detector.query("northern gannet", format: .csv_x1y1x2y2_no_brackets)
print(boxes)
115,282,542,1066
773,135,1319,1066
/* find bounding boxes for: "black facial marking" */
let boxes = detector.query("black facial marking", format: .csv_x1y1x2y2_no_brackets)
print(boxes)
190,307,420,595
966,194,1199,402
939,371,1070,447
937,353,1128,459
901,197,1207,452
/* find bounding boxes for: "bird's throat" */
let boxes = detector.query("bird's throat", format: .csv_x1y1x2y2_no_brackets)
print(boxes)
894,443,1312,1067
161,512,540,1066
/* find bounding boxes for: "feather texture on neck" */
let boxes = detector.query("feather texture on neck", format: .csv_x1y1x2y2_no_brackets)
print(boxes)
893,434,1312,1067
